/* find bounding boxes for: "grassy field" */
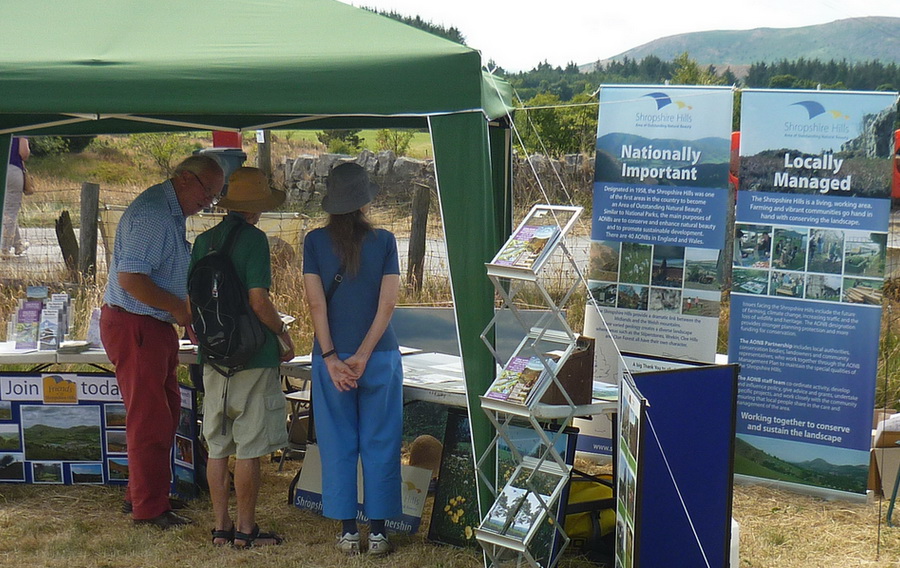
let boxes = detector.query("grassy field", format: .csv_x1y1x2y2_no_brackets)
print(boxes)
3,458,900,567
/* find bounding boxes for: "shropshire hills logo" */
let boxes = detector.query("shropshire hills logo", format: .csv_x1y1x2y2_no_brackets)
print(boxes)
790,100,850,120
643,92,694,111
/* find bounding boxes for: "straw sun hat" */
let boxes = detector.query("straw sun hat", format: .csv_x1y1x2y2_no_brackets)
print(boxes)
216,167,286,212
322,162,380,215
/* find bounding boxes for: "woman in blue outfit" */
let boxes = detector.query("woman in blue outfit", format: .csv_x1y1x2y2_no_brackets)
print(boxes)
302,162,402,556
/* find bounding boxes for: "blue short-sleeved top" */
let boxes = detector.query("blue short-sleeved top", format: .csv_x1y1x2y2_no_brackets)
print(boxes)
103,181,190,323
303,227,400,355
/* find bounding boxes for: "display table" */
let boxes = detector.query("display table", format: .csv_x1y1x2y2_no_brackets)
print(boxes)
0,342,198,370
280,350,470,409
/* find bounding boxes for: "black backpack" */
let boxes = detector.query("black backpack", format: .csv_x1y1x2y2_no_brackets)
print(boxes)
188,220,267,377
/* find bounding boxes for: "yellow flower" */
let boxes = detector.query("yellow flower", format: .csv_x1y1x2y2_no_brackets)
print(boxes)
465,526,473,539
444,505,451,512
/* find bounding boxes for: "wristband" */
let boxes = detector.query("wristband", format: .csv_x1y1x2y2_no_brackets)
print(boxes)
321,349,336,359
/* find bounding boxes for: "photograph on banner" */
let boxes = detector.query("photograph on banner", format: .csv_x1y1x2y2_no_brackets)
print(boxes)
616,373,645,568
589,85,734,363
730,88,898,495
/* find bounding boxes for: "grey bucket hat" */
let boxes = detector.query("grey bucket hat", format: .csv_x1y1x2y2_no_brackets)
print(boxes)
322,163,380,215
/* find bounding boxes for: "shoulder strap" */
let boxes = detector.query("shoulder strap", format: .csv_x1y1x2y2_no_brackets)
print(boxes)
217,219,245,257
325,266,344,304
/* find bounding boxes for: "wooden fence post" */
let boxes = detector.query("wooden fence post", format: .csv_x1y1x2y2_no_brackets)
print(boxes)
79,182,100,280
407,182,431,293
55,211,78,276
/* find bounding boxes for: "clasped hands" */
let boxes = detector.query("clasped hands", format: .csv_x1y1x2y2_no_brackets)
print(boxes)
326,354,368,392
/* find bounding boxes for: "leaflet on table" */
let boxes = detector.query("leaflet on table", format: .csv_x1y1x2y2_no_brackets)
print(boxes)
58,340,92,354
38,309,61,351
485,355,556,407
14,307,41,350
490,224,560,272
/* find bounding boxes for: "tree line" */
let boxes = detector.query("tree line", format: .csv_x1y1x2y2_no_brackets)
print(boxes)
372,8,899,158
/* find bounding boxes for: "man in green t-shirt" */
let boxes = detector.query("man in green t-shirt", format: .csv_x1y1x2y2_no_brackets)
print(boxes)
190,167,294,548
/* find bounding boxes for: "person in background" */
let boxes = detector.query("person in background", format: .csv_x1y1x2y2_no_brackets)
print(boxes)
191,167,293,548
303,162,402,556
2,136,31,257
101,154,224,529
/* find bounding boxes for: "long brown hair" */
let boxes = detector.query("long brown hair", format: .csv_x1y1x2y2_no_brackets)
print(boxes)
327,209,373,275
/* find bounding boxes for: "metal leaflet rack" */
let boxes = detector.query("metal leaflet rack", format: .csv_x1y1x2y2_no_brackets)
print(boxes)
474,205,587,568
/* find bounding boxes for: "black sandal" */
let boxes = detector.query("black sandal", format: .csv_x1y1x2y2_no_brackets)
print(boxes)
234,524,283,548
211,527,235,546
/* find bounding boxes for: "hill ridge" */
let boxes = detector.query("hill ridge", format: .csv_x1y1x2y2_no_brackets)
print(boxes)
580,16,900,73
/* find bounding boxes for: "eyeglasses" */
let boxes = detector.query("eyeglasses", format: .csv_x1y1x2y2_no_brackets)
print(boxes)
187,170,221,205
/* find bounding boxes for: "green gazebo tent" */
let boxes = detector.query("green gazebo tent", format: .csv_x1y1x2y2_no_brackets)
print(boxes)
0,0,514,511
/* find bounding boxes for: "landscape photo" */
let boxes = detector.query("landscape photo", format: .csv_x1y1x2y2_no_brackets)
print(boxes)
104,404,126,428
0,452,25,481
107,458,129,481
21,405,102,462
105,430,127,454
70,463,103,484
0,423,20,451
0,401,12,421
32,461,63,484
588,240,621,282
683,247,722,291
682,289,722,317
735,434,868,493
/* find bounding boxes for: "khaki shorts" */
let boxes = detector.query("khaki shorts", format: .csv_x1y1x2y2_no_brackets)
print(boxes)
202,366,289,460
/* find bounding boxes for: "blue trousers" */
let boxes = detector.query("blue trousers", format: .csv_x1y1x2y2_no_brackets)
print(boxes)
312,349,403,521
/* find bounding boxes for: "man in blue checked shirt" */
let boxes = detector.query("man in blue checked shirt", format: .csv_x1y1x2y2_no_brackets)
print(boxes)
100,155,224,530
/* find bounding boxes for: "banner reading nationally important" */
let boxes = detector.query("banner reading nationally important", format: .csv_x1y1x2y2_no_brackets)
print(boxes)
587,85,734,363
730,88,898,495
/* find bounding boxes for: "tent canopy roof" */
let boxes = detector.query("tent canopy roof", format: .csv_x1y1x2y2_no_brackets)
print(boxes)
0,0,512,135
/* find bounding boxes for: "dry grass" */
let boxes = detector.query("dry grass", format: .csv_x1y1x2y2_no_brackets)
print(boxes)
4,458,900,567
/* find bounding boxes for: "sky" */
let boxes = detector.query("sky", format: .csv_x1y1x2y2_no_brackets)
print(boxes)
338,0,900,72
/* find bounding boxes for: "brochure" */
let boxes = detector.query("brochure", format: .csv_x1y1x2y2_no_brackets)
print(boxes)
486,205,581,278
14,307,41,350
58,340,92,354
38,309,61,350
485,355,555,407
479,462,565,540
490,223,561,271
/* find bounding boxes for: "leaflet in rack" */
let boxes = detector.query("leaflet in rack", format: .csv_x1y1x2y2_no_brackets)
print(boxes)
484,354,556,407
486,205,582,279
476,458,568,549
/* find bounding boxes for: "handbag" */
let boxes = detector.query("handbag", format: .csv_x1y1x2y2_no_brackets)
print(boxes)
21,167,34,196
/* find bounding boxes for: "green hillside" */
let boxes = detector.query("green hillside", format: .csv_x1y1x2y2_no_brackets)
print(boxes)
591,17,900,69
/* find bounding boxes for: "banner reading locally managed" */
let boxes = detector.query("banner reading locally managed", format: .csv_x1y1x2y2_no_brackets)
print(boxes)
587,85,734,363
730,88,898,495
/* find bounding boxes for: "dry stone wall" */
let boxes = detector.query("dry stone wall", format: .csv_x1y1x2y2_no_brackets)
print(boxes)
280,150,594,207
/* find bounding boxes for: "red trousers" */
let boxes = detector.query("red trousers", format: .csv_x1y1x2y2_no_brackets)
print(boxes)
100,305,180,520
